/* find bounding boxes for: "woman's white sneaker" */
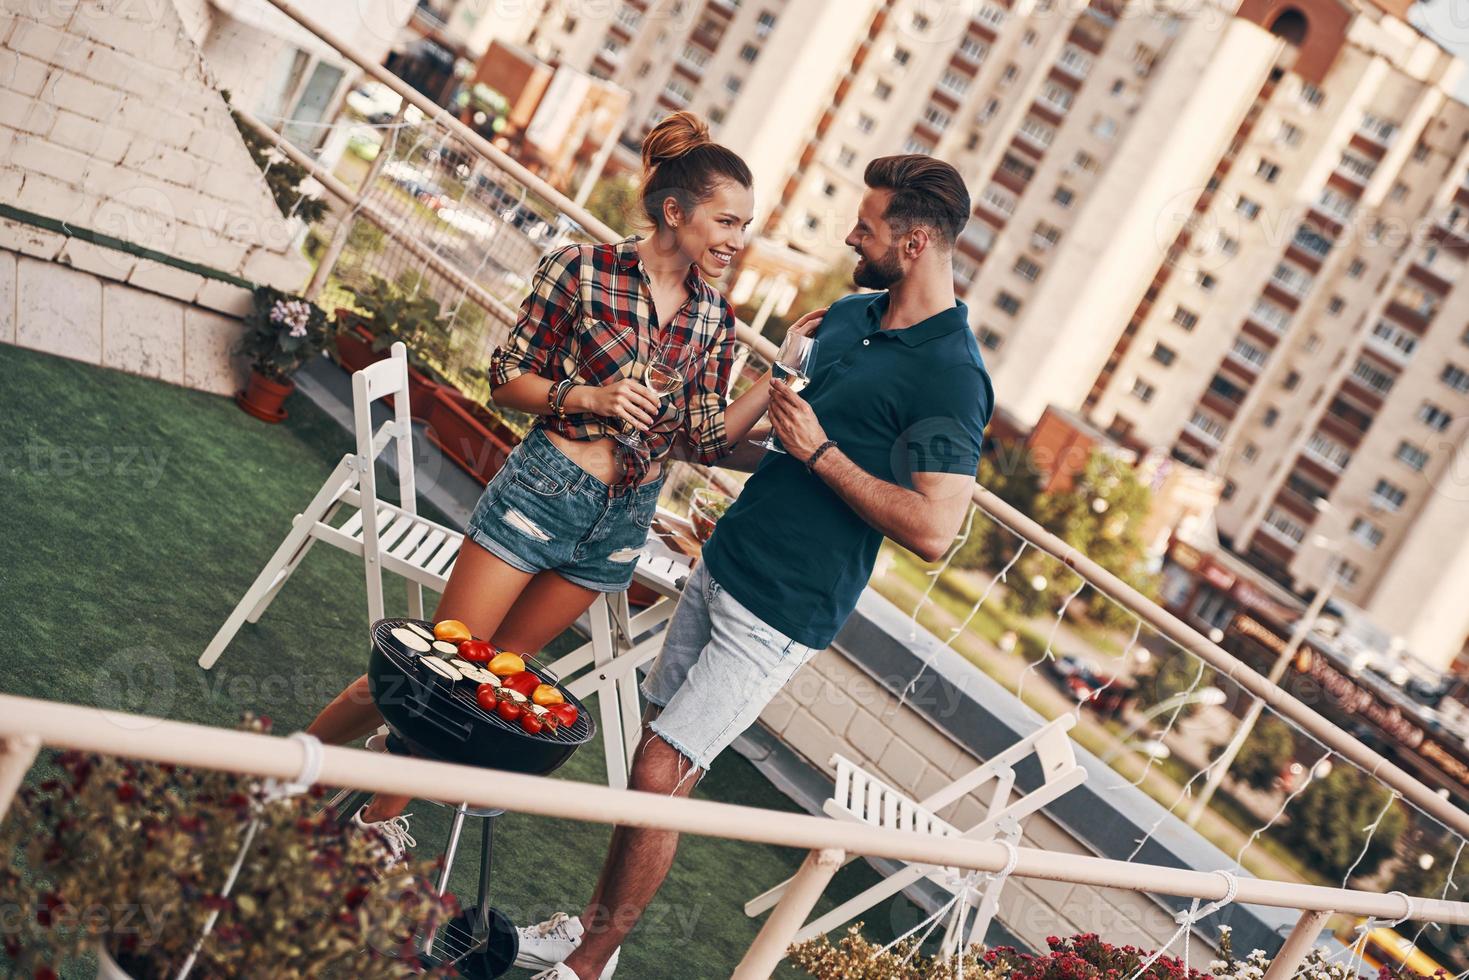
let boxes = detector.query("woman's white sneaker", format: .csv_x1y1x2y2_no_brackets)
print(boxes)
351,805,416,863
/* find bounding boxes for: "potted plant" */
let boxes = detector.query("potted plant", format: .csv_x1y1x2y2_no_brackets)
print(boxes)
234,287,333,423
0,717,456,979
424,387,529,485
344,274,453,421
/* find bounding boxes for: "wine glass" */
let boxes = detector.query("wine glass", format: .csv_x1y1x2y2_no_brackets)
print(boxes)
612,339,688,451
752,332,818,454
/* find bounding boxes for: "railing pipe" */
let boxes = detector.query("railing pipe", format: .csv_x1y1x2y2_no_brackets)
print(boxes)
734,848,845,978
1,694,1466,928
1262,909,1332,980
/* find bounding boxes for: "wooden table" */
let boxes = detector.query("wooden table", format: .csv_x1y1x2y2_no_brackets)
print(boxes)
542,509,701,790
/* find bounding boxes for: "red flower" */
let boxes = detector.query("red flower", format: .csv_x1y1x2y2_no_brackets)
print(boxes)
34,967,59,980
116,783,137,803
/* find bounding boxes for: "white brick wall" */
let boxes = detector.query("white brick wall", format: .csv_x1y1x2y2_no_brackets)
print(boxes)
0,0,310,392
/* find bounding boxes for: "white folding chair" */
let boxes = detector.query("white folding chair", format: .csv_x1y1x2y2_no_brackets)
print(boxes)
199,343,463,669
745,714,1087,952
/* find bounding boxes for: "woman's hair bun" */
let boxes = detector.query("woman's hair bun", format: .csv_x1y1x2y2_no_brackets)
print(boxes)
641,111,711,170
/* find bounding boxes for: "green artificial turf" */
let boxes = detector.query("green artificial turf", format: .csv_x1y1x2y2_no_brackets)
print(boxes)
0,346,921,979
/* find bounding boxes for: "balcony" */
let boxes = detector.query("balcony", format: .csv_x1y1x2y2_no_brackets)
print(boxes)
8,5,1469,976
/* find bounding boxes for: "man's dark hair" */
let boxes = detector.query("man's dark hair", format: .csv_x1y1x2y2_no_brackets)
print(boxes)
863,155,970,246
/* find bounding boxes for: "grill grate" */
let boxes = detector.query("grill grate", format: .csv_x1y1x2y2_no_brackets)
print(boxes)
372,619,594,746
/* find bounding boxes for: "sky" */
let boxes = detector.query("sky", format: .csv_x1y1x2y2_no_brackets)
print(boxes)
1413,0,1469,102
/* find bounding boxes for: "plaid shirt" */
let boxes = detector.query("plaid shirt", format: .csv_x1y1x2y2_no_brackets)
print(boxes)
488,237,736,493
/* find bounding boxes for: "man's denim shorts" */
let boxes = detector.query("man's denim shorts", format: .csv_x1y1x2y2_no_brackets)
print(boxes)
464,427,661,593
641,561,819,771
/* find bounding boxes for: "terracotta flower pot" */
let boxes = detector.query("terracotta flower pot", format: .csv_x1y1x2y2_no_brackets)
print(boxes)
424,387,520,485
236,369,294,423
405,366,442,423
332,319,385,374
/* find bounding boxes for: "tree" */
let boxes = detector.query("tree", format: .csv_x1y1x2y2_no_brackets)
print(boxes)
953,442,1042,573
1215,715,1295,792
1277,765,1408,881
585,174,641,238
1133,651,1217,718
1391,831,1466,901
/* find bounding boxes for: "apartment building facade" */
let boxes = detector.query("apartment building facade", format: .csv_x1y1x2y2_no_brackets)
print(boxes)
437,0,1469,667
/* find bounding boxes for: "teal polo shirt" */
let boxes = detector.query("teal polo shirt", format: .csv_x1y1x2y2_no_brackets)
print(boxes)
702,291,994,649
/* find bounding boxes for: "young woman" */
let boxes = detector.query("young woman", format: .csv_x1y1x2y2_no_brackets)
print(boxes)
304,111,820,855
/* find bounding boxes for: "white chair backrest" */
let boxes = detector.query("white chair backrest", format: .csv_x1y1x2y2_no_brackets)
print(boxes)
349,343,419,614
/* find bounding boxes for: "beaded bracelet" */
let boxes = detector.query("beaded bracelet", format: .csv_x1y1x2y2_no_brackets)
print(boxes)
805,439,838,472
552,379,578,418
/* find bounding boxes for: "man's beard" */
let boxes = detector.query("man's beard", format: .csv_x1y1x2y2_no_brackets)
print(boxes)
852,244,903,289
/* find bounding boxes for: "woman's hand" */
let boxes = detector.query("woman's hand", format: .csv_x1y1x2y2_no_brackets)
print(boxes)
565,377,663,431
786,306,828,338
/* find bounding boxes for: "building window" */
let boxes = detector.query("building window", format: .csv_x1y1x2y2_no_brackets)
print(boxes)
1131,377,1156,402
1001,63,1019,84
1058,44,1092,77
856,113,876,134
1111,78,1125,96
1349,517,1384,549
978,326,1004,351
1013,257,1041,282
1034,222,1062,248
725,74,743,94
708,106,725,125
836,145,857,168
1350,357,1395,395
959,218,996,254
1300,82,1324,107
892,46,912,67
1074,151,1097,173
756,10,777,37
1251,297,1292,333
1414,141,1431,162
977,2,1007,29
1172,305,1199,331
1263,507,1306,545
1092,115,1117,141
679,44,710,70
1347,258,1365,278
911,12,930,31
999,153,1035,183
959,35,988,64
1305,332,1322,353
1283,370,1300,391
1040,82,1074,113
804,213,820,232
1019,116,1056,148
980,184,1016,216
1152,342,1177,366
1369,319,1418,362
1256,158,1281,183
953,256,979,289
1217,232,1239,257
615,5,642,30
1389,182,1408,202
1243,442,1259,462
739,43,760,63
1292,224,1333,259
1336,150,1376,183
1395,441,1430,471
1419,402,1452,432
1188,410,1228,441
939,69,970,99
1277,121,1302,146
1263,406,1279,427
1132,42,1158,76
1360,111,1398,145
822,181,836,197
995,291,1022,316
902,134,934,155
1371,479,1407,512
874,80,892,100
663,77,694,106
1231,337,1269,368
1270,262,1314,298
923,104,953,132
978,97,999,124
1441,363,1469,394
1305,431,1351,471
1236,196,1261,220
1198,272,1217,292
1053,186,1075,208
1327,295,1345,315
1022,28,1037,45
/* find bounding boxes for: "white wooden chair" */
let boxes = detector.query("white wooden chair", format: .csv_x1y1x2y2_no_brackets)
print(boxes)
745,714,1086,952
199,343,462,669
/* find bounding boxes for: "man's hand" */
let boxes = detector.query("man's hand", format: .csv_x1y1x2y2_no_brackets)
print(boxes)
769,379,828,462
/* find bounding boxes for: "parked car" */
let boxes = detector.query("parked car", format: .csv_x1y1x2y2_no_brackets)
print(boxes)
1045,654,1116,705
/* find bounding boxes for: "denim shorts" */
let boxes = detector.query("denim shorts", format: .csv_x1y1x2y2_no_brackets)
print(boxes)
640,561,819,771
464,427,662,593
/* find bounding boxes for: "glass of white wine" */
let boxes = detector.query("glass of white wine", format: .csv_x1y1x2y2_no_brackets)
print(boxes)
753,331,818,454
612,340,688,451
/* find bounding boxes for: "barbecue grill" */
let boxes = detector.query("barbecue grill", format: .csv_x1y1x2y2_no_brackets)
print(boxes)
344,618,598,977
368,618,596,773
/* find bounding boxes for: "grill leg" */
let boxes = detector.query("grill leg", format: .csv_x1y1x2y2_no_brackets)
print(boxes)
474,814,496,939
424,802,471,961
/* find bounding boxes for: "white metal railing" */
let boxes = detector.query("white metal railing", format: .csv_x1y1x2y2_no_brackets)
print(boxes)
3,694,1468,979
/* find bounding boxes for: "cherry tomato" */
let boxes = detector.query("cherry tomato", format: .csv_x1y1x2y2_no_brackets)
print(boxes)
496,700,523,723
459,639,494,663
475,683,498,712
548,703,579,728
519,713,544,735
